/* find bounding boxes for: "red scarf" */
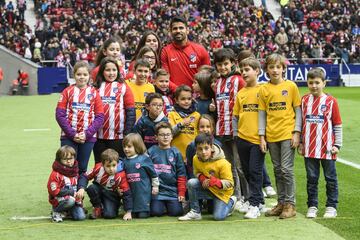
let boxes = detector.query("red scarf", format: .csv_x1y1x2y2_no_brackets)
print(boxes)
52,160,79,177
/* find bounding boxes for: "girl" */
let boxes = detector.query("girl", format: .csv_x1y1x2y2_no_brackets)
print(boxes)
125,46,160,81
56,61,104,175
186,114,220,178
93,57,136,162
47,146,86,222
122,133,159,218
192,71,217,119
91,37,125,83
168,85,201,162
130,30,162,71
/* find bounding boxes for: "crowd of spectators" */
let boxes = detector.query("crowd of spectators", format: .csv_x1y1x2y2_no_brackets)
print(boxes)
0,0,359,69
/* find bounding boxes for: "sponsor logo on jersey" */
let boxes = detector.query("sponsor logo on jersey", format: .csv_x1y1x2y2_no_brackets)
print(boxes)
171,57,178,62
269,102,286,111
101,96,116,104
72,102,91,111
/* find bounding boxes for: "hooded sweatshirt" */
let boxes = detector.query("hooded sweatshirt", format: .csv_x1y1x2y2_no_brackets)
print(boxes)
193,144,234,203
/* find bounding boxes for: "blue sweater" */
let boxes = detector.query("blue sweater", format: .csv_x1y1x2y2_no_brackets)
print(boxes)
132,111,168,149
123,154,158,213
148,145,186,200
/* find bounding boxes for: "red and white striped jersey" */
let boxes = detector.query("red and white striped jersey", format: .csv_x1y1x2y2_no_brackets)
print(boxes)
301,94,342,160
97,81,134,139
215,74,245,136
47,171,78,207
57,85,103,137
84,163,130,192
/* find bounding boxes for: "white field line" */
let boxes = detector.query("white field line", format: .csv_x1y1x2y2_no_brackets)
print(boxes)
337,158,360,170
11,216,51,220
23,128,51,132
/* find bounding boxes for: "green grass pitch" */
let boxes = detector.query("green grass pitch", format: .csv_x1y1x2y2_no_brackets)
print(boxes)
0,87,359,239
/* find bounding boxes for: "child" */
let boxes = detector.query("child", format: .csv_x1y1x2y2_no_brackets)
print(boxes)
299,68,342,218
56,61,104,175
91,37,125,82
77,149,133,220
258,53,302,219
154,69,175,115
132,92,168,149
192,71,217,120
93,57,136,162
233,57,266,219
126,59,155,121
47,146,86,222
178,133,236,221
168,85,201,162
148,122,187,216
122,133,159,218
186,114,220,179
213,48,247,202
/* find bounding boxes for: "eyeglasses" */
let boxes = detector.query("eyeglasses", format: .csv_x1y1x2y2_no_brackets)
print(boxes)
143,55,156,60
150,104,163,108
158,133,172,138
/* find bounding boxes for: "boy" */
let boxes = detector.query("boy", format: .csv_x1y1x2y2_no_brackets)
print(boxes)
132,92,168,149
148,122,187,216
126,59,155,120
178,133,236,221
299,68,342,218
233,57,267,219
258,53,302,219
77,149,133,220
213,48,247,202
154,69,175,115
47,146,86,222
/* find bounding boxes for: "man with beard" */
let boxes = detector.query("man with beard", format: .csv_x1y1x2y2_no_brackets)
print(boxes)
161,16,210,88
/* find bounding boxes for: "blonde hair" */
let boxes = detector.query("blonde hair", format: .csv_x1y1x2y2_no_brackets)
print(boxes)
55,145,76,162
198,114,215,134
123,133,147,155
73,61,90,75
264,53,287,72
239,57,261,71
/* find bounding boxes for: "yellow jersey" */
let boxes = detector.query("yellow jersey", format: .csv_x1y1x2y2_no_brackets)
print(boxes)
233,85,261,144
126,80,155,120
168,110,200,162
258,80,301,142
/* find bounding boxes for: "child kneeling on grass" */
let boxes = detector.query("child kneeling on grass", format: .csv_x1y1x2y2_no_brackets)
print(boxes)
178,133,236,221
77,149,133,220
299,68,342,219
47,146,86,222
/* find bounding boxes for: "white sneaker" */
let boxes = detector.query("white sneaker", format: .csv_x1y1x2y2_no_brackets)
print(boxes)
306,206,318,218
262,190,267,198
323,207,337,218
178,210,202,221
235,200,250,213
52,211,63,223
244,205,261,219
227,196,237,216
259,203,268,213
264,186,277,198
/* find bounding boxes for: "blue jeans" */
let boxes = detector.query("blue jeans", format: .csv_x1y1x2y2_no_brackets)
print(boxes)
187,178,235,221
305,158,338,208
61,139,95,175
86,183,120,219
53,198,86,220
150,199,183,216
235,137,265,207
262,165,272,188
